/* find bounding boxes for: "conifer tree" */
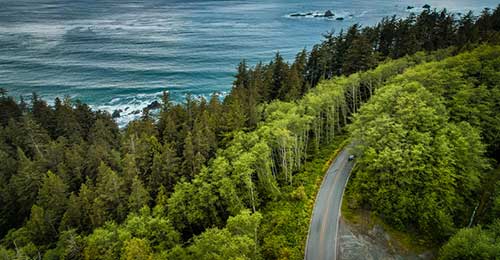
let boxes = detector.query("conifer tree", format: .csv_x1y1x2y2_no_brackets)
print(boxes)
128,177,151,213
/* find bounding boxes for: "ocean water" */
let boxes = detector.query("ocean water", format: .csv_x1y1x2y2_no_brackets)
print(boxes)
0,0,497,126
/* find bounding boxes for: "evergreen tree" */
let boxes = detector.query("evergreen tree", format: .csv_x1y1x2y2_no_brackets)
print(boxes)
270,52,289,100
31,93,55,136
9,148,44,220
0,90,21,127
234,60,250,89
182,131,196,178
456,11,480,45
59,193,83,232
92,163,127,227
37,171,68,233
150,142,180,194
128,177,151,213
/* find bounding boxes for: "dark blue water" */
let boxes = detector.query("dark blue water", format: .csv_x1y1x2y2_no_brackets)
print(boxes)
0,0,496,125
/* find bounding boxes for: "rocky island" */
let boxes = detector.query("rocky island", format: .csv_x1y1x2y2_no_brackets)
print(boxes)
288,9,350,20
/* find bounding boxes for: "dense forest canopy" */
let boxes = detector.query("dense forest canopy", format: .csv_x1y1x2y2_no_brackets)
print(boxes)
346,44,500,257
0,6,500,260
348,45,499,237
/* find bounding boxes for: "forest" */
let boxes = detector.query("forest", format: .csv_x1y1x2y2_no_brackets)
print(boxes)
346,45,500,257
0,6,500,260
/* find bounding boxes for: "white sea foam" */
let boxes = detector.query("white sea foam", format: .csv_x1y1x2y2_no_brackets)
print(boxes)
358,10,369,17
93,96,160,127
3,0,496,129
89,88,229,128
0,23,67,49
109,97,122,104
286,9,352,20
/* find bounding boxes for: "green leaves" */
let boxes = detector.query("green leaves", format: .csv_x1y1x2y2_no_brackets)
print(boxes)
183,210,263,260
0,12,499,258
84,207,180,260
347,53,494,240
439,220,500,259
128,177,150,214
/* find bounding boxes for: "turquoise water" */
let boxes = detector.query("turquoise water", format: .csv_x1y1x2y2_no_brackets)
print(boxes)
0,0,497,125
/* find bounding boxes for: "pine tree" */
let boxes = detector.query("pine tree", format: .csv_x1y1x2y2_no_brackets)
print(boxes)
31,93,55,136
294,49,308,95
59,193,82,232
53,97,82,142
456,11,479,45
0,91,21,126
343,31,376,75
150,142,180,194
234,60,250,89
271,52,289,100
377,16,397,57
182,131,196,178
284,64,302,101
224,93,246,131
128,176,151,213
37,171,68,231
9,148,44,219
25,205,53,244
92,162,126,226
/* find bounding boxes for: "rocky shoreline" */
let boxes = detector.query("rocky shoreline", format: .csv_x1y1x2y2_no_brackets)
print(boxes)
112,100,162,119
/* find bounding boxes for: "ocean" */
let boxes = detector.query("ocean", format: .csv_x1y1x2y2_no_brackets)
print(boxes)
0,0,497,126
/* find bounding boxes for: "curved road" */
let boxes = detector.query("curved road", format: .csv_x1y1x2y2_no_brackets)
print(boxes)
305,148,354,260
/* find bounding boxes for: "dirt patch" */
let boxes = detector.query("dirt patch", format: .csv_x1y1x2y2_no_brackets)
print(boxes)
338,217,435,260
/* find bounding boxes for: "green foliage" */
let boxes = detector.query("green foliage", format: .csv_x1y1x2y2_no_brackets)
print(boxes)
150,142,179,194
25,205,53,245
38,171,68,225
84,222,131,260
187,228,255,260
45,229,85,260
9,148,44,218
121,238,153,260
127,177,150,213
0,246,15,260
0,6,500,259
122,207,180,251
346,46,500,243
92,163,127,227
182,210,263,260
226,209,262,247
439,220,500,259
259,141,343,260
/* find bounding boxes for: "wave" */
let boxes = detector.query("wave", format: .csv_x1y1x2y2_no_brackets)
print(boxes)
91,88,229,128
0,56,233,80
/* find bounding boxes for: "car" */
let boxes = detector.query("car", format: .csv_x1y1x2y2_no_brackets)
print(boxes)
348,155,355,161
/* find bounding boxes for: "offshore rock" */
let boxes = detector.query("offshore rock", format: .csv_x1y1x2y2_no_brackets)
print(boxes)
325,10,334,17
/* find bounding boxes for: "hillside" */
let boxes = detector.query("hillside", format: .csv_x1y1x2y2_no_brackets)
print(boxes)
344,45,500,258
0,6,499,260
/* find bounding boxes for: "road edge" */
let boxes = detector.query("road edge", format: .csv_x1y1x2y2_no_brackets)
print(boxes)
304,141,349,260
335,160,353,259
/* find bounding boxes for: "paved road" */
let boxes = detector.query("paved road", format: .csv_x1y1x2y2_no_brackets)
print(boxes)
305,148,354,260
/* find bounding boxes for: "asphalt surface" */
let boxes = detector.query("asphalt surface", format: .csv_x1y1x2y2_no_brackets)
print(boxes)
305,148,354,260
